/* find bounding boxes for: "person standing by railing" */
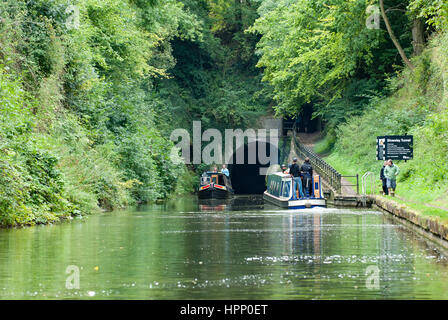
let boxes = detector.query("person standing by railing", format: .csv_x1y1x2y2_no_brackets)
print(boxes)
301,158,313,197
289,158,304,199
293,131,342,192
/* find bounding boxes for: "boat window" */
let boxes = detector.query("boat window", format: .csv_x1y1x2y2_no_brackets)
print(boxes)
282,181,291,198
201,176,210,185
273,181,280,197
267,175,284,197
211,175,218,184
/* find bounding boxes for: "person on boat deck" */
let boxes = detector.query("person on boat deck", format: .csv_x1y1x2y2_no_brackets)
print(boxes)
300,158,313,197
221,164,230,177
212,167,218,173
289,158,304,199
280,164,291,196
201,172,210,184
380,161,389,196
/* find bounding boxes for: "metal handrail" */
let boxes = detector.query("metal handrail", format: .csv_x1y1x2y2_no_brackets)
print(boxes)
361,172,375,195
291,124,342,194
341,174,359,195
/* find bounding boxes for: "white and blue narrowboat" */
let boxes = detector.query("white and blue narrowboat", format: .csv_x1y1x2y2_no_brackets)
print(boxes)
263,172,326,209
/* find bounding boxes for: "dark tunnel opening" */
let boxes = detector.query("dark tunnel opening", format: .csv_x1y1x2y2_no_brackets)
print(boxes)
228,141,279,195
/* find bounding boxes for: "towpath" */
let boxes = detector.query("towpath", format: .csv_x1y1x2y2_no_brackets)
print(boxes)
288,132,357,196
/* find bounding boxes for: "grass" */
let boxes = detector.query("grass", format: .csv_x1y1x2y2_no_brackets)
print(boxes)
315,140,448,223
389,196,448,224
313,134,335,156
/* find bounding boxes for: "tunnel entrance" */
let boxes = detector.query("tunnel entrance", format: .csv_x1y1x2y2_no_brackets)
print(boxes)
228,141,279,195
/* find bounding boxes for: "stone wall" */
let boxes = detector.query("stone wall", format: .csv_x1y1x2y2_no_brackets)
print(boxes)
370,195,448,242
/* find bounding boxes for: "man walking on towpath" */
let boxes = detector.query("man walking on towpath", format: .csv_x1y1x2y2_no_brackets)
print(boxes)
384,160,400,197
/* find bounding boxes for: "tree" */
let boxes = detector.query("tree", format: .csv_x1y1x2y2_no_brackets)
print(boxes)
379,0,415,70
412,17,425,56
408,0,448,31
249,0,382,116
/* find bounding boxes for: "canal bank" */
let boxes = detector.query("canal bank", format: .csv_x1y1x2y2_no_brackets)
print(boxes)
325,191,448,250
289,129,448,251
370,195,448,248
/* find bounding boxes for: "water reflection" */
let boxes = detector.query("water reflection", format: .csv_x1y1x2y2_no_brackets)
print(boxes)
0,195,447,299
198,195,265,212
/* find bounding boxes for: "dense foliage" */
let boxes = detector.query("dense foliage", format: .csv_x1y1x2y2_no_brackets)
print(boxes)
409,0,448,30
157,0,272,131
250,0,448,209
0,0,203,226
1,0,447,226
313,4,447,210
0,0,274,226
325,32,448,209
250,0,382,116
249,0,438,125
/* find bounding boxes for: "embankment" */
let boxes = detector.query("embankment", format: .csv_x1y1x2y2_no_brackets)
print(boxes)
316,31,448,230
371,195,448,248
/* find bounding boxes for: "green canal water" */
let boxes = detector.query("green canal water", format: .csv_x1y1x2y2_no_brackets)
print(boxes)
1,195,448,300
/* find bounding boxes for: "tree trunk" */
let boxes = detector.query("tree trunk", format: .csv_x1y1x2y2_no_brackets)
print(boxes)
379,0,415,71
412,17,425,56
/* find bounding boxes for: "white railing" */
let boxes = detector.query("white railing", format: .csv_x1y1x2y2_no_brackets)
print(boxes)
361,172,375,196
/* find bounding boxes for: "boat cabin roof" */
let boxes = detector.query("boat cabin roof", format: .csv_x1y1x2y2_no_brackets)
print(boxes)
203,171,226,176
270,172,291,180
201,171,232,188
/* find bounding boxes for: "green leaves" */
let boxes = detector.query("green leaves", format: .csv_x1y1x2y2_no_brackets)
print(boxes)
154,0,271,132
0,65,77,226
250,0,382,116
408,0,448,30
0,0,204,226
328,31,448,194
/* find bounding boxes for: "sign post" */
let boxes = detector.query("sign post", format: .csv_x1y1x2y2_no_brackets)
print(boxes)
376,136,413,161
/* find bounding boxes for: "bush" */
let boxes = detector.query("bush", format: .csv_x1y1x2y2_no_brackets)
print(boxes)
0,66,76,226
326,32,448,207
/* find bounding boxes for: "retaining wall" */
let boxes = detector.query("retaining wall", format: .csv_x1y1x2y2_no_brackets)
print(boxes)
370,195,448,242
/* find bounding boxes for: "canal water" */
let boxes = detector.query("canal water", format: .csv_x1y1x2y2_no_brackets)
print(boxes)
0,195,448,300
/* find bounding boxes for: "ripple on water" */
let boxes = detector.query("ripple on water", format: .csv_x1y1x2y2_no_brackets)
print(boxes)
1,197,448,299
